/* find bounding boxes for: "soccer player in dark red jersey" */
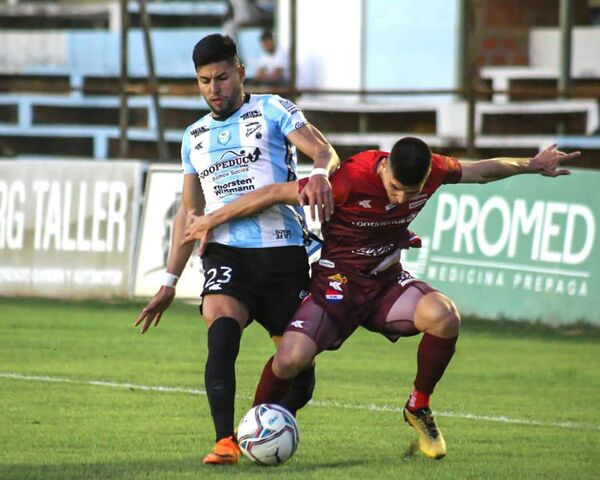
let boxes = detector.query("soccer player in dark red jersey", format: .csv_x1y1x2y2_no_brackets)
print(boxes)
182,137,580,459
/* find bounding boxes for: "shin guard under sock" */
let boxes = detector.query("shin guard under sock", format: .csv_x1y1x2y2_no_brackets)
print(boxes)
413,333,458,397
205,316,241,442
253,356,292,407
280,364,316,416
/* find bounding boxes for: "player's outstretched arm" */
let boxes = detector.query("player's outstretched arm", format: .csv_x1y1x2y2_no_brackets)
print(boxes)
135,174,205,334
182,181,299,247
287,124,339,222
459,143,581,184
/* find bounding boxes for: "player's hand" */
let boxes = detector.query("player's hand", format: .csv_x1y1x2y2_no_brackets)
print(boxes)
299,174,334,222
134,286,176,334
181,214,211,254
529,144,580,177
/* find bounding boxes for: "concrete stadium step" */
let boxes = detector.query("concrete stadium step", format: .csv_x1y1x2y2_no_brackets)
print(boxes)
480,67,600,104
0,74,71,94
478,100,599,136
32,104,149,128
296,99,440,134
0,1,232,30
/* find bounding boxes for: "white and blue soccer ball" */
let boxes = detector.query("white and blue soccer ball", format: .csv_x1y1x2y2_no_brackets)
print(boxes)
237,404,299,466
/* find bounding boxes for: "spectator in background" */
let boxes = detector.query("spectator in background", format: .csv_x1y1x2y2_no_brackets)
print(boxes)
254,30,289,87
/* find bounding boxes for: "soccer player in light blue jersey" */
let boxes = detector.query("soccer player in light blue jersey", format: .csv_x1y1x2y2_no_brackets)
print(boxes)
135,34,339,465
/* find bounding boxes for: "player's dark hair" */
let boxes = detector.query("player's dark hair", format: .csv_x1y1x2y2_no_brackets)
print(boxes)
192,34,239,70
388,137,432,185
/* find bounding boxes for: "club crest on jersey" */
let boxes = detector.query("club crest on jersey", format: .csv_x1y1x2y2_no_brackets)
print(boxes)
385,203,397,211
325,288,343,303
218,130,231,145
328,273,348,284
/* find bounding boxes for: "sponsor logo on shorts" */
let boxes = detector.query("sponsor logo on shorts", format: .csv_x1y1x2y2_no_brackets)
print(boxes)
290,320,304,329
327,273,347,284
325,288,343,303
398,271,416,287
298,289,309,300
319,259,335,268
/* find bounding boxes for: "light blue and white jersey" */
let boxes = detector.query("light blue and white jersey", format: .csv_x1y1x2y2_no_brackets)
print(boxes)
181,94,309,248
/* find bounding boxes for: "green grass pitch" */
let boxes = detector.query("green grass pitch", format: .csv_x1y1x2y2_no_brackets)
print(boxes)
1,298,599,480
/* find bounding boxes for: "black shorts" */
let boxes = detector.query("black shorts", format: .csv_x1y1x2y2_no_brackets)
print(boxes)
201,243,310,336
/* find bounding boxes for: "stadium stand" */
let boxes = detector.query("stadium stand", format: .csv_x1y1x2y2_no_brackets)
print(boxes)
0,1,598,167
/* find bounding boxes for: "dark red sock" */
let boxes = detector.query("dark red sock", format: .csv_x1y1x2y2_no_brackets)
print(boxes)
407,388,430,411
412,333,458,399
253,356,292,406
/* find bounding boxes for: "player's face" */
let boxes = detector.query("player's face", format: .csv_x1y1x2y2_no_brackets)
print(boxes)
196,60,246,117
379,157,430,204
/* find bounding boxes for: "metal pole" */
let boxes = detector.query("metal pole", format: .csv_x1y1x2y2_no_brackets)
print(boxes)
118,0,129,158
289,0,297,98
466,0,479,158
558,0,573,98
139,0,169,162
457,0,470,100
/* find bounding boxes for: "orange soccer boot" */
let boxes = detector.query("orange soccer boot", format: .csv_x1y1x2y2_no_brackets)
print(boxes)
202,436,241,465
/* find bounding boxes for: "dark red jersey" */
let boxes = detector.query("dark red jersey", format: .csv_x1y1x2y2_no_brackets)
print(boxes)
302,150,461,274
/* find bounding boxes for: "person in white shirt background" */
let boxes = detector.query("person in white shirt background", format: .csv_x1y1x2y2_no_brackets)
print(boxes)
254,30,289,87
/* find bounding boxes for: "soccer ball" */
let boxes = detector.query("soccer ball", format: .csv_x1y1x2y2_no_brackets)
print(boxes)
237,404,299,466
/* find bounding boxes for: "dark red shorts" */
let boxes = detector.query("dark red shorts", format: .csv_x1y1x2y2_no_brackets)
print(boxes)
285,262,436,352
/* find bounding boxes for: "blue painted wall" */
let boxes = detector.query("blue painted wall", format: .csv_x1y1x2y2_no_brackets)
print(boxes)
364,0,458,92
66,28,263,78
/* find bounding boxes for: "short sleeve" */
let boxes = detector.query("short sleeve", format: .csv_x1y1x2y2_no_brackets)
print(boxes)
265,95,309,137
181,128,196,174
329,168,350,206
436,154,462,184
298,177,309,192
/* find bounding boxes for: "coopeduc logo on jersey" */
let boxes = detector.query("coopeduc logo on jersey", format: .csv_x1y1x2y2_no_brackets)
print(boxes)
199,148,262,179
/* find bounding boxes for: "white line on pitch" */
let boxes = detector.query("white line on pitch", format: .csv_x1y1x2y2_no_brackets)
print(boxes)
2,372,599,432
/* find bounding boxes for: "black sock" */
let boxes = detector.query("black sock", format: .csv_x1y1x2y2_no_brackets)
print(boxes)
204,317,241,442
279,364,316,416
